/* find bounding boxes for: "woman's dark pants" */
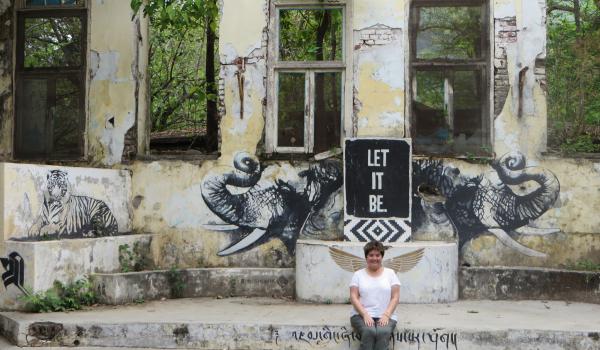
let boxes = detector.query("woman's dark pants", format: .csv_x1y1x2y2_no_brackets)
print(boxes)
351,314,397,350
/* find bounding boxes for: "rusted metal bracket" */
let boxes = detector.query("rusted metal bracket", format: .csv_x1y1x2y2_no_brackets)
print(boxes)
234,57,247,119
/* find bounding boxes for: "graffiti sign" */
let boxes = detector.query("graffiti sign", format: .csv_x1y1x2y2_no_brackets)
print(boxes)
0,252,28,295
344,138,412,242
27,170,118,239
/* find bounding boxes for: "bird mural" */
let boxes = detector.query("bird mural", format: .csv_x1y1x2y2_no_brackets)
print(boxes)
201,151,343,256
329,247,425,273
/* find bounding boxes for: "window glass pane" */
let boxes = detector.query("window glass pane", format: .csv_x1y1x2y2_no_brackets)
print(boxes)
416,6,483,60
453,70,486,151
52,77,82,157
278,73,305,148
17,77,83,159
314,72,342,153
26,0,82,6
18,79,49,157
24,16,82,68
279,8,343,61
413,70,449,151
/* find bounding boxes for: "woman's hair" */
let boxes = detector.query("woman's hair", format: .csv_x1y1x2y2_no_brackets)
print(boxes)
363,240,385,258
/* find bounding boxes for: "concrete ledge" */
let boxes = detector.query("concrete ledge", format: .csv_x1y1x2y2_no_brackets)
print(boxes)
93,268,295,304
460,266,600,303
296,240,458,304
0,298,599,349
0,234,155,310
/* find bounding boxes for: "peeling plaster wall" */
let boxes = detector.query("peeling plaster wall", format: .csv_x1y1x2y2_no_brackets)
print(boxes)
493,0,549,159
88,0,149,165
353,0,407,137
0,0,13,160
217,0,268,163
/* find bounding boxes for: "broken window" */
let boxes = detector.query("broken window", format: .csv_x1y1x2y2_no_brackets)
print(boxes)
15,1,86,160
267,2,348,154
145,2,219,155
410,0,490,156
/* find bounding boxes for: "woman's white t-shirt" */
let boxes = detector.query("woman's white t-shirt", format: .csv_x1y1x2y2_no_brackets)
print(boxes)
349,267,401,321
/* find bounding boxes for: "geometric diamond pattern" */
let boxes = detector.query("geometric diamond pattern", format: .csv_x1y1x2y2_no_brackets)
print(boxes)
344,219,411,242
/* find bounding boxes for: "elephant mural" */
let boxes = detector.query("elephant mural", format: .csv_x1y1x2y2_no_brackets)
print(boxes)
412,152,560,257
201,152,343,256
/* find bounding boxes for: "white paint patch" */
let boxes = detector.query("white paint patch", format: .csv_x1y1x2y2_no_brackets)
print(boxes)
164,184,222,228
354,0,405,29
494,0,516,18
356,31,405,89
358,117,368,128
394,97,403,107
100,111,135,165
593,163,600,174
380,112,403,128
90,51,125,82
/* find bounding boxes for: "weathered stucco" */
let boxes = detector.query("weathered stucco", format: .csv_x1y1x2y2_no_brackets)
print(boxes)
493,0,549,159
0,0,13,159
353,1,407,137
88,0,149,165
218,0,267,162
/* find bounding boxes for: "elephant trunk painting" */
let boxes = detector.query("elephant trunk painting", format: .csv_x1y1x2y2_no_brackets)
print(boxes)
414,152,560,258
201,152,343,256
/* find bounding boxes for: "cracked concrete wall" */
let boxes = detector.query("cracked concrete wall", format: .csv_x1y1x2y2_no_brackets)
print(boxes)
0,0,13,160
88,0,149,165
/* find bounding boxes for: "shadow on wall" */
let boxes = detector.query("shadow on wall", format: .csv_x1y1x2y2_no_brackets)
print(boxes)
18,170,119,241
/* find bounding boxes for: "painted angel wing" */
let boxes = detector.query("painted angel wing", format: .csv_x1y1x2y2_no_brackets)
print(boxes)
329,247,366,272
383,248,425,273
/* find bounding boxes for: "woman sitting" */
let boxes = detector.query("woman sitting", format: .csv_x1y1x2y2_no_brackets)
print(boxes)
349,240,400,350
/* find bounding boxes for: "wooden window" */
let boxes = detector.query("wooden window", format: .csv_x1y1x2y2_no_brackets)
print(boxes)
266,1,352,154
15,3,87,160
410,0,491,156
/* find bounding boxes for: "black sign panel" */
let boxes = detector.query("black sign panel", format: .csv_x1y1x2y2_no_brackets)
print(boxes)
344,138,411,219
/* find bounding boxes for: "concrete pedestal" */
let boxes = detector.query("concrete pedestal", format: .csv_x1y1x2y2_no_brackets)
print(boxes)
296,240,458,304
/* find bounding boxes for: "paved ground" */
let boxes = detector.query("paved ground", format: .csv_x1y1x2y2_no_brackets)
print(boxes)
1,297,599,349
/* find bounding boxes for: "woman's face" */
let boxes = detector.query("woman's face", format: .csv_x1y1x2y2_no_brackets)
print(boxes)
366,249,383,270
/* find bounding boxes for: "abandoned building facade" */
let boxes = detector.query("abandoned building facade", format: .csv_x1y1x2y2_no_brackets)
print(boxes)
0,0,599,310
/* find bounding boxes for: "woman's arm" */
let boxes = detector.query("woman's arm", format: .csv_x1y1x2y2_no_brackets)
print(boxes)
350,286,375,327
378,285,400,327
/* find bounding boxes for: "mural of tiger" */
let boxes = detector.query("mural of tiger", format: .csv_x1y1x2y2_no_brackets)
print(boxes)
27,170,118,239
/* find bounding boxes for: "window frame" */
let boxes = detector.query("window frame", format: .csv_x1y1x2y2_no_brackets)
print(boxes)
266,0,353,155
14,2,88,160
408,0,493,157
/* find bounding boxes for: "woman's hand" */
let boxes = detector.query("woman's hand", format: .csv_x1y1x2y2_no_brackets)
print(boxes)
363,315,375,327
377,314,390,327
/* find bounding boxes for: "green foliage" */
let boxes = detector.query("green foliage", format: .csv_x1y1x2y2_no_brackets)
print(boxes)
566,259,600,271
130,0,219,133
166,267,186,299
547,0,600,153
118,242,148,273
19,278,97,313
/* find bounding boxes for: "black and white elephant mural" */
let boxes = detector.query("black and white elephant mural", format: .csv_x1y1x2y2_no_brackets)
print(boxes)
412,151,560,258
202,151,559,258
201,152,343,256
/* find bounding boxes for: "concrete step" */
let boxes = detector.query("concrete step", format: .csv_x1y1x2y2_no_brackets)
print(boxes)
92,268,294,304
460,266,600,303
1,297,599,349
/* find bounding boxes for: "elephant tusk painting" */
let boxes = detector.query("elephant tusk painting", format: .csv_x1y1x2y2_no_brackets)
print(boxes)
202,151,560,258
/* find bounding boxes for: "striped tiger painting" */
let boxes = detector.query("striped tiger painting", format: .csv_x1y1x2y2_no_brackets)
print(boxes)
28,170,118,239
